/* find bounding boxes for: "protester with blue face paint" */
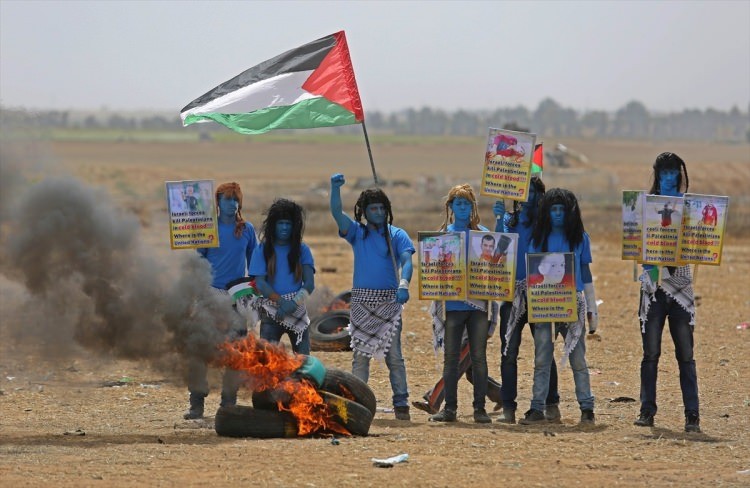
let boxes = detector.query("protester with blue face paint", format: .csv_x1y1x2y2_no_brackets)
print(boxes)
329,173,415,421
494,176,562,425
519,188,598,426
635,152,700,433
184,182,257,420
427,183,499,424
250,198,315,354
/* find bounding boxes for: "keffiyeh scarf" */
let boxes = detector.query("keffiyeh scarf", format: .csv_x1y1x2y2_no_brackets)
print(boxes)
254,291,310,345
350,288,403,360
638,265,695,332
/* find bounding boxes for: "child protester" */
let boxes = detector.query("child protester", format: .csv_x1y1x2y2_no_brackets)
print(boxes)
519,188,599,425
250,198,315,354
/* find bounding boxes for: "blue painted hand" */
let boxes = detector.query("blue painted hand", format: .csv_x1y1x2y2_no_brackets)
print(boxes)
396,287,409,304
330,173,346,188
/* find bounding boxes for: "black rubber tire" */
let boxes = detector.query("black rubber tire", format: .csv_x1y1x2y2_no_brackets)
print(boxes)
320,391,373,436
310,310,352,352
251,389,291,411
214,405,298,438
319,368,377,416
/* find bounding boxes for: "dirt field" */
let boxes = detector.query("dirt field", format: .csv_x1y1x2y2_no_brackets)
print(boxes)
1,137,749,487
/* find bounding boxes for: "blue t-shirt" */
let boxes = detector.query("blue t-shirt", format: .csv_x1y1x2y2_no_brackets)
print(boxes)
197,221,257,289
503,213,535,281
248,242,315,296
342,221,415,290
529,232,592,292
445,223,488,312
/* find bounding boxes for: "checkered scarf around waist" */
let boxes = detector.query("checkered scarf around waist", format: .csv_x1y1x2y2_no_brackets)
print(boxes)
429,299,499,353
349,288,403,360
558,292,587,368
638,265,695,332
254,292,310,345
503,279,528,356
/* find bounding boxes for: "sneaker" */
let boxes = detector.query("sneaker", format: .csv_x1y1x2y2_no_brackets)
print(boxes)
429,408,457,422
580,409,595,425
498,407,516,424
183,393,205,420
394,406,411,421
685,413,701,433
474,408,492,424
412,400,438,415
634,412,655,427
519,409,547,425
545,404,562,423
183,406,204,420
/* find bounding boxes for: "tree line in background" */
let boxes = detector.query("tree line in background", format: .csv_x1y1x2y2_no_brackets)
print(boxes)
2,98,748,142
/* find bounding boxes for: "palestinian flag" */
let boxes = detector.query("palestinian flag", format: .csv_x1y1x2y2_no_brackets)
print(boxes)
180,31,364,135
531,143,544,175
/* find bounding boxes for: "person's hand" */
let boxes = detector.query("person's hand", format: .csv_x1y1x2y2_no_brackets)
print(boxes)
330,173,346,189
587,310,599,334
276,298,297,320
396,287,409,304
493,200,506,218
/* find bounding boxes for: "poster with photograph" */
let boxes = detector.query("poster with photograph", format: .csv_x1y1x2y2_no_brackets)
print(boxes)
526,252,577,323
642,195,684,265
417,232,466,300
480,128,536,200
166,180,219,249
467,231,518,301
621,190,644,260
677,193,730,266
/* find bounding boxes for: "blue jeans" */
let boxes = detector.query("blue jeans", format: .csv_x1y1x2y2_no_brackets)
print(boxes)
530,322,594,412
442,310,489,411
260,316,310,355
352,319,409,408
640,289,699,416
499,302,560,410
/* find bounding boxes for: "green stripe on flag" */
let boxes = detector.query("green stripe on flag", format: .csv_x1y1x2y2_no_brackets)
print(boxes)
184,97,358,135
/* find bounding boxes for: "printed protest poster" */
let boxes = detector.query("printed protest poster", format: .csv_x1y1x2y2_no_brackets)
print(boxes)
677,193,729,266
621,190,644,260
642,195,683,265
417,232,466,300
480,128,536,200
526,252,577,323
166,180,219,249
467,231,518,301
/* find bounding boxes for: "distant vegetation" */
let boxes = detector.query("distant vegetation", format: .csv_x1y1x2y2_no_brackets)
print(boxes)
1,98,748,142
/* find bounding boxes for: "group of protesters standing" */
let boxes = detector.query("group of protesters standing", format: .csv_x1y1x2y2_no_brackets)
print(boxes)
186,151,701,434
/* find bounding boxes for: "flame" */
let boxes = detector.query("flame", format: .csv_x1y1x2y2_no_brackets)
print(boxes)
216,333,349,436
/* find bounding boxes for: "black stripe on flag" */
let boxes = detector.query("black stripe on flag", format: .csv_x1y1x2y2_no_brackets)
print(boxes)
181,33,337,113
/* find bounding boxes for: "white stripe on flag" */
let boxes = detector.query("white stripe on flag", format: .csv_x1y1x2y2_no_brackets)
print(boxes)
181,70,318,122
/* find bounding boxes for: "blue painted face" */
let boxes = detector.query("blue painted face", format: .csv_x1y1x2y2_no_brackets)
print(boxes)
550,203,566,228
365,203,386,227
451,197,473,223
219,195,239,218
659,169,680,195
275,219,293,243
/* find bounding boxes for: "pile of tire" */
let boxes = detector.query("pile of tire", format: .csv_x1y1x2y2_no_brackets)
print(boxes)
215,367,376,438
310,291,351,352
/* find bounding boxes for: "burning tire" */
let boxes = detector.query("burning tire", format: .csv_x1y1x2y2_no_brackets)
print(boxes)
310,310,351,352
320,391,373,436
319,368,376,416
251,389,289,411
214,405,297,438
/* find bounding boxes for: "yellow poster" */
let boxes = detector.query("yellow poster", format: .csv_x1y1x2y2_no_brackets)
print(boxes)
621,190,644,261
526,252,577,323
642,195,683,265
417,232,467,300
678,193,730,266
480,128,536,201
467,231,518,301
166,179,219,249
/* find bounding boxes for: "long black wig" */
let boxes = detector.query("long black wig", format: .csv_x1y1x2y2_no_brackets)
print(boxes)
260,198,306,281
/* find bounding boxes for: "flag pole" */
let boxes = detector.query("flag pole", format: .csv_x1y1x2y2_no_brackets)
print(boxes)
361,121,379,186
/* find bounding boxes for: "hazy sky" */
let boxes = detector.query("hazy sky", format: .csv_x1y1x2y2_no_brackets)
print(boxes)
1,0,748,114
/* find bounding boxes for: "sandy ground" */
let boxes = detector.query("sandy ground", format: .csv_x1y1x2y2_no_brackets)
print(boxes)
1,139,749,487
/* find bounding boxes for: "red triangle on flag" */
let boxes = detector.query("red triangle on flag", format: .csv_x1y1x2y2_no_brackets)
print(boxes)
302,31,364,122
533,143,544,169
